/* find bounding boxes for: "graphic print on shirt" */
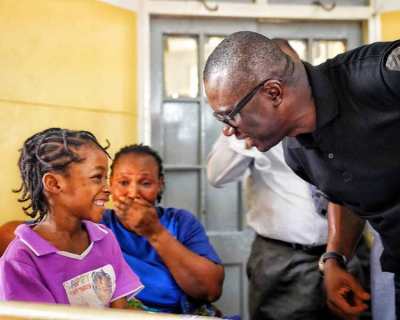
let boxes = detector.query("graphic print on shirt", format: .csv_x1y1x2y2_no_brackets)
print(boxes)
63,264,116,307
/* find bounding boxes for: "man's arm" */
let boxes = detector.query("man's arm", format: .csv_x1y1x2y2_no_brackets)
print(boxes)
324,203,370,319
326,203,364,257
207,134,253,187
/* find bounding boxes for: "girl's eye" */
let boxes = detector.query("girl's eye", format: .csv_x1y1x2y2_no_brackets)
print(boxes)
141,181,152,186
91,174,103,181
119,181,129,187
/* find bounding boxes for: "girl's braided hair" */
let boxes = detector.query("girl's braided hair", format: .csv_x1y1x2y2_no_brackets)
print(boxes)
14,128,110,222
111,144,164,203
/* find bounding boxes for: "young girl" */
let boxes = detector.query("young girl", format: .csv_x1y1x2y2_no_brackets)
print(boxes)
101,144,224,315
0,128,143,308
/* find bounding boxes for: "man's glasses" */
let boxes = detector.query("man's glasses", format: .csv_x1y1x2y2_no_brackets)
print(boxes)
213,78,271,127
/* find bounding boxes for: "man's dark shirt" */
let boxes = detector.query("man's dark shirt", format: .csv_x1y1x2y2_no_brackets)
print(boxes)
283,40,400,272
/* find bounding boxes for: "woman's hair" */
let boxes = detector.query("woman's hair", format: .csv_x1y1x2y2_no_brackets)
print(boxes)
14,128,110,222
111,144,164,202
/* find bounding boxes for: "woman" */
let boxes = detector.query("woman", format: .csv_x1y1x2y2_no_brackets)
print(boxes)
101,144,224,314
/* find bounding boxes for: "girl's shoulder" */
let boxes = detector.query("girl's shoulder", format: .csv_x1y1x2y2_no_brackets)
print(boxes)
82,220,113,240
1,224,37,264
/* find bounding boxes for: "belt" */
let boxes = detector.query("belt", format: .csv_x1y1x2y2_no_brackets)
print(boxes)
259,236,326,256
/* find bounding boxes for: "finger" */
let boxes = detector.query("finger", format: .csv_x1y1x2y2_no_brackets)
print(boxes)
333,288,368,315
244,138,253,149
332,301,364,320
115,199,129,210
125,196,135,206
330,298,364,320
352,294,369,311
353,296,369,312
350,279,370,301
115,196,131,207
115,203,128,214
222,126,235,136
132,197,154,208
327,300,350,320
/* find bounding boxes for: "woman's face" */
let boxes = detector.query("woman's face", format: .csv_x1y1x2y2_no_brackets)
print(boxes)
110,153,163,205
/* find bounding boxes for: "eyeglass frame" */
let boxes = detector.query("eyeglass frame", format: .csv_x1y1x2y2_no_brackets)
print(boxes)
212,78,273,127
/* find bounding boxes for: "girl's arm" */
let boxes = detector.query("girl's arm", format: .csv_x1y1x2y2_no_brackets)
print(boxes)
110,297,129,309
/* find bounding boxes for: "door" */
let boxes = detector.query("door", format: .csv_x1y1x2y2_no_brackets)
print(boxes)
150,17,361,319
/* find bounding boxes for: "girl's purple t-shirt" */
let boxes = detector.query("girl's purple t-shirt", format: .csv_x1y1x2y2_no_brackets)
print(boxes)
0,221,143,306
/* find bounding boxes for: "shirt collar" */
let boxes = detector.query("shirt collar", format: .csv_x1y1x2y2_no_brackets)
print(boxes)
302,62,339,132
16,220,109,257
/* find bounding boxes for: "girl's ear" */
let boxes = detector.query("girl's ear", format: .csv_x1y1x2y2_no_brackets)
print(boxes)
42,172,62,194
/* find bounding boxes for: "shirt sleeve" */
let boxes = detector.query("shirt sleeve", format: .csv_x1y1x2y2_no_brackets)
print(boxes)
177,211,221,265
384,43,400,99
108,232,144,302
0,259,55,303
207,134,253,187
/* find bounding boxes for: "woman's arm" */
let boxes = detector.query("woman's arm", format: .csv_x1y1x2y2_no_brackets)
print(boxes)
148,225,224,302
115,199,224,302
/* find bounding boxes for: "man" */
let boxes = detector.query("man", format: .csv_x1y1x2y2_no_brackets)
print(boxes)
203,31,400,318
208,134,331,320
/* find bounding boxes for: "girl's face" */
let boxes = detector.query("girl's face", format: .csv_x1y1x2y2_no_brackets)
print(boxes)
57,143,110,222
110,153,163,205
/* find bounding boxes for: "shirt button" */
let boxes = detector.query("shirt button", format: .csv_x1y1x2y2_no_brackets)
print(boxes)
342,171,352,182
328,153,334,159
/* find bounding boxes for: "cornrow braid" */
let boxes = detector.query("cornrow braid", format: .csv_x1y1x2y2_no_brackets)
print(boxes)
111,144,164,203
14,128,110,222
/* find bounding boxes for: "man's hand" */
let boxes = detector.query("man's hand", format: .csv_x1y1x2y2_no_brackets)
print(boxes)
114,196,164,238
324,260,370,320
222,126,235,137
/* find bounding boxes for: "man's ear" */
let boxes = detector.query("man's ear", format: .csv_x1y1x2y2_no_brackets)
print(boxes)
264,80,283,107
42,172,63,194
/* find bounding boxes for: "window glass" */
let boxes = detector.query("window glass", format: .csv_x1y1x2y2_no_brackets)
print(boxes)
288,39,308,61
164,171,200,216
205,36,225,62
163,102,199,165
164,36,198,98
312,40,346,65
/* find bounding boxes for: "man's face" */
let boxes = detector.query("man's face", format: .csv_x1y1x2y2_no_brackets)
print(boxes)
205,76,291,152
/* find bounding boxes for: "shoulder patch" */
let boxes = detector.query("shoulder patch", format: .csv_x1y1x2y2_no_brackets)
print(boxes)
386,46,400,71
